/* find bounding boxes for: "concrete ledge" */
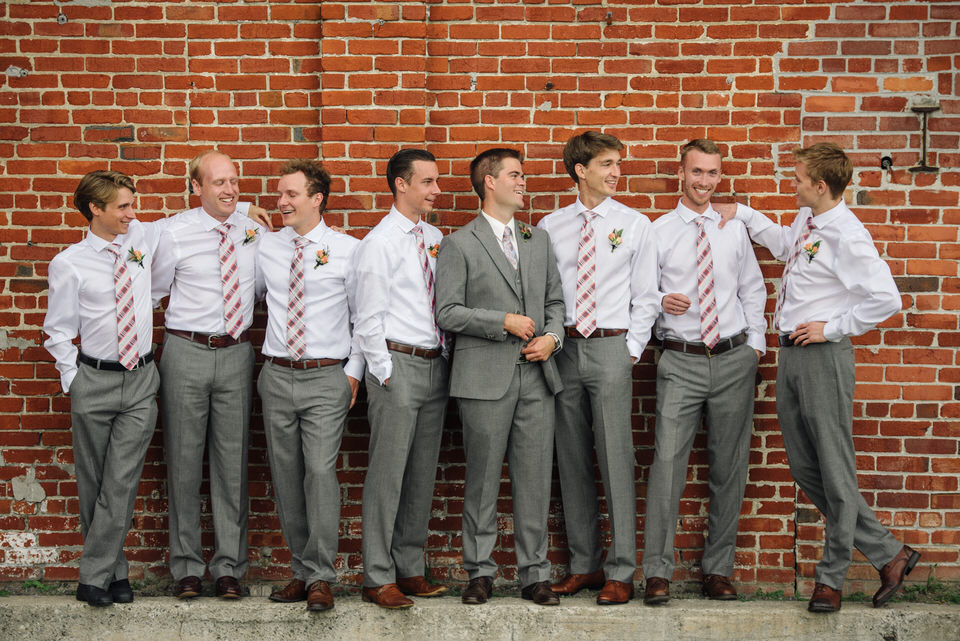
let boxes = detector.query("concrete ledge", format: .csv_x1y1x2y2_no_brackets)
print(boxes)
2,595,959,641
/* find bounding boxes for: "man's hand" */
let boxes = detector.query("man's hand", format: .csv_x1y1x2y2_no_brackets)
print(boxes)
714,202,737,229
504,313,536,341
347,376,360,409
789,321,827,346
755,349,763,360
662,293,691,316
249,205,273,231
521,335,555,362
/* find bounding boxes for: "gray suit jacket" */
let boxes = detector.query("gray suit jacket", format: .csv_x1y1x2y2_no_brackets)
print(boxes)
436,215,565,400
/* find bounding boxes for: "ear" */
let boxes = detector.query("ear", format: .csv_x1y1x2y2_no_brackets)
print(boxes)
484,173,496,192
313,192,324,210
394,176,406,195
816,180,829,196
89,202,104,219
575,163,587,182
190,178,201,196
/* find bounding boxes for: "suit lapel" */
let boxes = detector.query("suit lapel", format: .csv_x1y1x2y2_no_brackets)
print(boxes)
516,222,533,294
469,216,520,297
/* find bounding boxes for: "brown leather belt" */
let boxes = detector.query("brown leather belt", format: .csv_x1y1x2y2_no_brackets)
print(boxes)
662,332,747,357
386,340,442,359
564,327,627,339
78,351,154,372
167,329,250,349
266,356,344,369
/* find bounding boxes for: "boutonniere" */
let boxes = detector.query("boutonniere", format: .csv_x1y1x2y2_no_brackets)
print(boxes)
518,224,532,241
314,246,330,269
608,228,623,252
803,240,821,263
126,247,145,268
427,243,440,259
242,228,258,245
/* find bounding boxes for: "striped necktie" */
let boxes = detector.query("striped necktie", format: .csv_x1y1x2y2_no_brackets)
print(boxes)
286,236,308,360
106,244,139,370
502,224,518,269
575,210,598,337
695,216,720,349
412,225,444,348
216,223,244,340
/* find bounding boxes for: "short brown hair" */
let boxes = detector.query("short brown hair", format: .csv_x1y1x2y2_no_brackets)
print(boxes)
680,139,722,165
386,149,436,197
188,150,231,185
73,170,136,221
279,159,331,213
469,148,522,199
563,131,624,183
793,142,852,199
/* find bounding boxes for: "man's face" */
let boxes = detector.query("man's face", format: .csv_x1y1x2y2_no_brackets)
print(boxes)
192,154,239,220
577,148,621,201
487,157,526,212
396,160,441,218
90,187,136,238
678,149,722,213
793,161,822,210
277,171,322,234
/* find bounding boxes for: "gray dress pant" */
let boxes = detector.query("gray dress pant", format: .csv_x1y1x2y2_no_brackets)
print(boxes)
362,351,448,587
458,362,555,587
554,335,637,582
643,341,756,580
777,339,901,589
159,333,253,581
70,361,160,590
259,361,352,585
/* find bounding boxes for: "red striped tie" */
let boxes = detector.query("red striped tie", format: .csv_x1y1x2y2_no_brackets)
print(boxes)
773,215,815,331
575,210,598,337
286,236,308,360
216,224,244,340
695,217,720,349
412,225,443,348
107,244,139,370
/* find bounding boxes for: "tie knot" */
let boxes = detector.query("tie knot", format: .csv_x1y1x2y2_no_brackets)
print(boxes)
217,223,231,236
294,236,309,249
106,243,122,259
695,216,707,229
411,224,423,237
805,216,815,232
582,210,597,224
503,225,513,239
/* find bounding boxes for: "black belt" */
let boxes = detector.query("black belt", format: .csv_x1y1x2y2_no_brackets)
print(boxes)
167,329,250,349
564,327,627,339
78,351,154,372
779,334,798,347
662,332,747,358
266,356,345,369
386,340,442,359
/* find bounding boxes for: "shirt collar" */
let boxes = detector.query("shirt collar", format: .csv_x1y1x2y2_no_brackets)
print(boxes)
808,201,846,229
479,209,515,239
285,219,329,245
573,196,613,218
198,208,247,231
84,229,122,254
675,199,718,224
388,205,422,234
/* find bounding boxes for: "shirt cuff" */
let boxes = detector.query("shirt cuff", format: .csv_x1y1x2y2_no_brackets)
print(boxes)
746,332,766,354
822,320,844,342
343,358,364,381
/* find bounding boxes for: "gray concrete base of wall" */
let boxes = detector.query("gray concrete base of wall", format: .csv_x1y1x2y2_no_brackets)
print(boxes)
2,594,959,641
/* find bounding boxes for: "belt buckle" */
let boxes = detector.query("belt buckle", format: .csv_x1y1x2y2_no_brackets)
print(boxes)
704,344,713,358
206,334,225,349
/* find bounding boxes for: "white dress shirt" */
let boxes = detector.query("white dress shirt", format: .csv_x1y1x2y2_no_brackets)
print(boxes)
538,196,661,359
353,206,444,384
735,201,901,340
654,201,767,352
152,203,263,334
44,220,160,393
255,223,365,380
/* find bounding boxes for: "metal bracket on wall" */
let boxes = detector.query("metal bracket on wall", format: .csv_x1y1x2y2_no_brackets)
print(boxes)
909,100,940,173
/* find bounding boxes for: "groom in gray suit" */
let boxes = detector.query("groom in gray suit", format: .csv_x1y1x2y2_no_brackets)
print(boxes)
435,148,565,606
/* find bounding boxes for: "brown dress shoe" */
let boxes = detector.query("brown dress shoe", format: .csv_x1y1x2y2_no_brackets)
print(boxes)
174,576,202,599
397,575,448,597
269,579,307,603
808,583,841,613
597,580,634,605
551,570,605,596
362,583,414,609
307,580,334,612
521,581,560,606
215,576,242,599
461,576,493,605
701,574,737,600
873,545,921,608
643,577,670,606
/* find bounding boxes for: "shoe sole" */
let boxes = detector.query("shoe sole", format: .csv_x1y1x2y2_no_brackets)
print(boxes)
361,593,414,609
307,602,335,612
597,599,630,605
702,592,737,601
218,593,241,599
808,603,840,613
401,588,448,598
111,595,134,604
644,595,670,606
873,550,921,608
175,591,199,599
269,595,307,603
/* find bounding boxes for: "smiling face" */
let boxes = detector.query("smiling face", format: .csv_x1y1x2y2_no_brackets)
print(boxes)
89,187,136,241
485,156,526,216
192,153,239,221
395,160,441,220
277,171,323,236
678,148,722,214
577,148,621,205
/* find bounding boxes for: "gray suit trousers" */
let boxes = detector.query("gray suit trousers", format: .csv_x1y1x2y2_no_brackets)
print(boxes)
459,362,554,587
258,361,351,585
643,342,756,580
777,339,901,589
362,351,448,587
159,333,254,581
554,335,637,582
70,361,159,589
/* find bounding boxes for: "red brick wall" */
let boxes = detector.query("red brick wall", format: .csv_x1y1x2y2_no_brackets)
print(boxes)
1,1,957,595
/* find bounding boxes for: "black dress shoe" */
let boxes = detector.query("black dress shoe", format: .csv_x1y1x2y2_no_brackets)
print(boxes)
109,579,134,604
520,581,560,606
461,576,493,605
76,583,114,607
